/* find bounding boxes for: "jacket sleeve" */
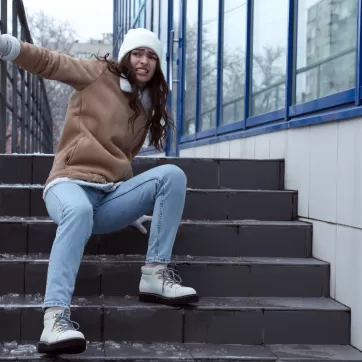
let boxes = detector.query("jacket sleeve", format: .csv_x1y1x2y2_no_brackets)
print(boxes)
12,41,107,91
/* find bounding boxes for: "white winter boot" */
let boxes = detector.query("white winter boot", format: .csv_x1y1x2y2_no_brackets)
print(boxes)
37,309,86,355
139,264,199,305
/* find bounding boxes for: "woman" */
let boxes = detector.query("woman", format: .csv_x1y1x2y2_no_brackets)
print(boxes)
0,28,198,355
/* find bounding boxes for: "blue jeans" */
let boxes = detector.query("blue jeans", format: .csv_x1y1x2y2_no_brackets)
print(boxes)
43,164,187,309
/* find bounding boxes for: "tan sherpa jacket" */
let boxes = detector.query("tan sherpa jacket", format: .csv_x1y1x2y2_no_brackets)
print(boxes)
13,42,149,187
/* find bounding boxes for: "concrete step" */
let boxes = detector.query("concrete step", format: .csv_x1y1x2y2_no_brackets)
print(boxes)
0,186,298,221
1,341,362,361
0,295,350,345
0,218,312,258
0,254,330,298
0,154,285,190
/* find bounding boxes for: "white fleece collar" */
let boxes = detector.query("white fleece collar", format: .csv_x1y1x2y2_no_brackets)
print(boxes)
120,76,151,112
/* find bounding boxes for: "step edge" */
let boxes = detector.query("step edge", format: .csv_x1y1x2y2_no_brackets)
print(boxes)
0,184,297,194
0,217,311,227
0,295,350,312
0,254,329,266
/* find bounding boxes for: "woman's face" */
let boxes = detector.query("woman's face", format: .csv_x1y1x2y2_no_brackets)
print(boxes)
130,47,158,84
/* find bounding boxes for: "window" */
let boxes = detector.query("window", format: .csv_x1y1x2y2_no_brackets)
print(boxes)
133,0,137,21
146,0,153,31
183,0,199,135
200,0,219,131
138,8,146,28
222,0,247,125
295,0,358,104
128,0,132,30
125,0,130,32
159,0,168,76
252,0,288,116
153,0,160,36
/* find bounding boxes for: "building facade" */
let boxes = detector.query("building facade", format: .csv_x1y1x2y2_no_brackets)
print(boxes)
69,34,113,59
113,0,362,351
113,0,361,156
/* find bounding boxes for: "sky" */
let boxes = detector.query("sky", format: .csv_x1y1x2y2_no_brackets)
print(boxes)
23,0,113,42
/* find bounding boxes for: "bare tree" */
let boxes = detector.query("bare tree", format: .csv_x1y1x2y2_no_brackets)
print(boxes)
252,45,286,115
183,23,286,132
183,24,246,132
26,9,78,151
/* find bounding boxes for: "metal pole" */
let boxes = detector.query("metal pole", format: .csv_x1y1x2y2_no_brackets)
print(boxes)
0,0,8,153
20,27,25,153
12,0,19,152
26,72,31,152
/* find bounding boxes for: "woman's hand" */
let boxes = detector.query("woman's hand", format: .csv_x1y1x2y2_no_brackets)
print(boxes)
0,34,20,61
131,215,152,234
0,34,19,60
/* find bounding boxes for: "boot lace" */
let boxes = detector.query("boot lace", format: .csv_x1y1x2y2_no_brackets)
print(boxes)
52,310,80,334
156,267,182,292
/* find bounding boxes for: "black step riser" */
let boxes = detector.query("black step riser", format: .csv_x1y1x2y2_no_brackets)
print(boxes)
0,306,349,345
0,189,297,221
0,261,330,297
0,155,285,190
0,222,312,258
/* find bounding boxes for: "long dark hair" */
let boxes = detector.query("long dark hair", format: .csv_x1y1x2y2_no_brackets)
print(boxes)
94,52,172,151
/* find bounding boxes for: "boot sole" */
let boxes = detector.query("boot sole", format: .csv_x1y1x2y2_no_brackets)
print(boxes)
139,292,199,305
37,338,86,355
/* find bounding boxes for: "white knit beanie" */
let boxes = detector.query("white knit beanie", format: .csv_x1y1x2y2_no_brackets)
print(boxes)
118,28,163,63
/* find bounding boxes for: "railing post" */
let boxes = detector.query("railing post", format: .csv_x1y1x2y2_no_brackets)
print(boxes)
1,0,53,154
0,0,7,153
12,0,18,152
26,72,31,152
20,27,25,153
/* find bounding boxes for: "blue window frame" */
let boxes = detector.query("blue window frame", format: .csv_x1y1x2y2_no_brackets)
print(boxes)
357,0,362,104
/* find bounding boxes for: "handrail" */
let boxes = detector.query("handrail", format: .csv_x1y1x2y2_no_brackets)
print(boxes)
0,0,53,153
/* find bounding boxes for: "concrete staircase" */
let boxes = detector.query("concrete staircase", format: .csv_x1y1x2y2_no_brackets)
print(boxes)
0,154,361,361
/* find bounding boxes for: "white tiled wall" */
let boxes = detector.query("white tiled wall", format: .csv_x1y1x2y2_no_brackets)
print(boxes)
179,115,362,350
335,225,362,348
286,128,310,218
254,133,270,159
300,218,337,298
270,130,287,159
337,118,362,229
309,123,338,223
140,152,166,158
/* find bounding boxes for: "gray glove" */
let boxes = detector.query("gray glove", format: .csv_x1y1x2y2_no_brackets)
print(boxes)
0,34,21,60
0,34,10,57
131,215,152,234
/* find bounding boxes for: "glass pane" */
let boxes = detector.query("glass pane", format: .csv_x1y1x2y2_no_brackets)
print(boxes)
222,0,247,125
124,0,128,32
134,0,139,18
296,0,357,104
128,0,131,30
183,0,198,136
146,0,153,30
200,0,219,131
138,8,146,27
153,0,160,36
252,0,288,116
159,0,168,76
